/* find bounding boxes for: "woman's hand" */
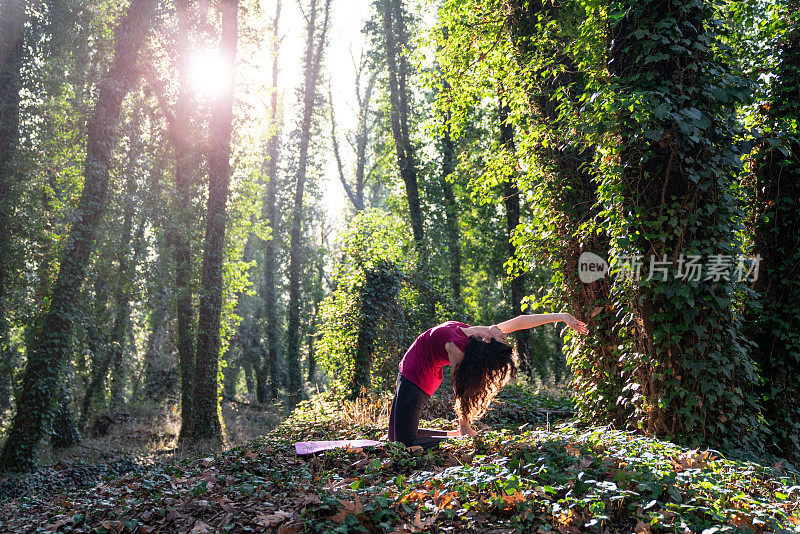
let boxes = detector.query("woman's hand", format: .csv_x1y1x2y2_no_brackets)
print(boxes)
561,313,589,335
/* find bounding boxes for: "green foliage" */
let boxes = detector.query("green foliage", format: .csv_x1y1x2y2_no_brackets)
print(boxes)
429,0,792,457
742,0,800,462
2,388,798,532
317,209,452,398
319,210,402,396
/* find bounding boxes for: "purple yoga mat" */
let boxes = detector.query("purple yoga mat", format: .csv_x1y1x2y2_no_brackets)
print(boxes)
294,439,384,455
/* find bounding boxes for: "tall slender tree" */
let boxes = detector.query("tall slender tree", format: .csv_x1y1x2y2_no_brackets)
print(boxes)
285,0,331,407
437,78,461,306
0,0,26,409
79,142,147,425
0,0,157,472
498,100,530,370
183,0,239,444
174,0,199,441
381,0,424,254
743,0,800,461
330,56,379,213
259,0,283,403
143,0,201,438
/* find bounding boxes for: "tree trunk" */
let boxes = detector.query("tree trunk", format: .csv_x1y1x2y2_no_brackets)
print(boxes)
110,134,143,407
222,350,238,398
502,0,622,424
80,214,145,427
439,91,461,307
50,384,81,450
243,355,255,396
285,0,331,407
743,1,800,462
0,0,156,472
141,279,173,402
353,66,378,210
607,0,765,449
259,0,283,404
182,0,239,445
330,63,378,213
0,0,25,411
173,0,198,443
330,92,364,212
381,0,424,254
84,271,112,410
498,101,530,371
307,229,327,383
348,264,400,398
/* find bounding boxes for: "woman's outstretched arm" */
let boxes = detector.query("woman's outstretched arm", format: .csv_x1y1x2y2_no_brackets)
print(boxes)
496,313,589,335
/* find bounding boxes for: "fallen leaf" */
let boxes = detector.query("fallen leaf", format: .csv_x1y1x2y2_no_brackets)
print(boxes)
400,489,428,503
44,517,73,530
729,512,752,528
300,493,322,505
410,508,435,532
254,511,292,527
190,520,212,533
277,524,301,534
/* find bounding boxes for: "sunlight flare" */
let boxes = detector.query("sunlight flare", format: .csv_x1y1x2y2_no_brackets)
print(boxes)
189,47,232,98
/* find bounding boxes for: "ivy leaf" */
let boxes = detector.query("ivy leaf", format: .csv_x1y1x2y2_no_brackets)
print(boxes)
654,102,671,119
645,128,663,141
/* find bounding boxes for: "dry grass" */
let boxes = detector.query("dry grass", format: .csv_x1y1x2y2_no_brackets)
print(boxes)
39,402,181,465
220,399,284,446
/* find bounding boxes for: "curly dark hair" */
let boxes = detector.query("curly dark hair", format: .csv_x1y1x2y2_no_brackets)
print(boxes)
452,336,517,422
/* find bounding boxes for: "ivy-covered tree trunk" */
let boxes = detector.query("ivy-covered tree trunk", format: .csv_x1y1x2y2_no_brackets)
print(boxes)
141,277,174,402
381,0,425,255
183,0,239,445
243,356,255,396
607,0,765,450
502,0,623,422
50,384,81,449
348,264,400,398
84,273,112,411
222,350,238,399
0,0,26,410
0,0,156,472
80,171,145,425
259,0,282,404
440,96,461,307
110,134,144,407
285,0,331,407
498,101,530,372
306,229,327,383
743,0,800,462
173,0,198,443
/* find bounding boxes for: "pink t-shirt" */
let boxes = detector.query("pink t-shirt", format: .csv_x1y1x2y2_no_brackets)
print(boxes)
399,321,470,396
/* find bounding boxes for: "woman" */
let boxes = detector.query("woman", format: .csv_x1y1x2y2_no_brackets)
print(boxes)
387,313,589,448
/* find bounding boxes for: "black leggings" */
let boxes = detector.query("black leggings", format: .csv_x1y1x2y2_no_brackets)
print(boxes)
388,373,448,449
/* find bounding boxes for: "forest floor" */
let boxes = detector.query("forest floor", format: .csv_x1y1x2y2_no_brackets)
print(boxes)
1,384,799,533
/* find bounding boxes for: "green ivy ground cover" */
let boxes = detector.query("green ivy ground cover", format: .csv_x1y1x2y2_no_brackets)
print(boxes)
1,386,798,533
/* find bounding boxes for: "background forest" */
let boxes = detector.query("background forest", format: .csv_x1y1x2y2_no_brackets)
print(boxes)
0,0,798,497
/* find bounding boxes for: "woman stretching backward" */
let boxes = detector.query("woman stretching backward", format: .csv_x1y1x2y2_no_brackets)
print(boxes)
387,313,589,449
